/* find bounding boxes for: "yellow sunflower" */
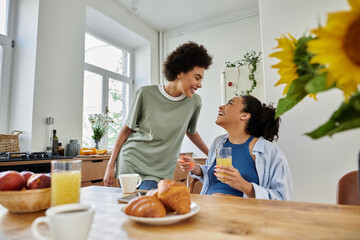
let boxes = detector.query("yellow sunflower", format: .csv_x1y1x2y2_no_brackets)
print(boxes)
269,33,298,95
308,0,360,100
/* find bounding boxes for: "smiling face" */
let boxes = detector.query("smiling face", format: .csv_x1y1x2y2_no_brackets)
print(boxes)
215,97,250,127
177,66,204,98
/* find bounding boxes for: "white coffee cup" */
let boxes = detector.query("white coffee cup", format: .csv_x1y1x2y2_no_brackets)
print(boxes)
32,203,95,240
118,174,142,193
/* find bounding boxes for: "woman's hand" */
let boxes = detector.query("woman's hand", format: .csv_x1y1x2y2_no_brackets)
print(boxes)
177,155,203,176
103,165,115,187
214,165,255,198
177,155,196,172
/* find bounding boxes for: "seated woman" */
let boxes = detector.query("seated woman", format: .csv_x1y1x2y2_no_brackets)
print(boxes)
178,95,293,200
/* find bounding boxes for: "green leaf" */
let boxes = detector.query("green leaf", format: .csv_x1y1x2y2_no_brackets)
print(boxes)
306,92,360,139
275,75,312,118
276,97,301,118
293,36,313,75
286,75,310,95
306,116,360,139
304,72,327,93
305,72,336,93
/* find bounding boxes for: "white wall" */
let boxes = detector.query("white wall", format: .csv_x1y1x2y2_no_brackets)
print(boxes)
10,0,39,151
134,44,151,92
10,0,158,152
164,15,262,157
259,0,360,203
31,0,86,151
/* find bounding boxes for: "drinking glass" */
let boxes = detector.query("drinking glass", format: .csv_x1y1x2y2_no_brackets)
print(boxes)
51,160,81,206
216,147,232,176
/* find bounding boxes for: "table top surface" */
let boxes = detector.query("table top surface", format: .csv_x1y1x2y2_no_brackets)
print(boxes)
1,186,359,240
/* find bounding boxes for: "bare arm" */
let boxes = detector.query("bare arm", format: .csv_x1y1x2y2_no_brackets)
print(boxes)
103,125,132,187
186,131,209,156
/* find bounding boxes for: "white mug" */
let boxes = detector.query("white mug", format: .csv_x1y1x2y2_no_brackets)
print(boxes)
118,174,142,193
32,203,95,240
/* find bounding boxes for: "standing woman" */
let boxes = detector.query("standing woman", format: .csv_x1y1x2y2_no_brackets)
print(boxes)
104,42,213,190
179,95,293,200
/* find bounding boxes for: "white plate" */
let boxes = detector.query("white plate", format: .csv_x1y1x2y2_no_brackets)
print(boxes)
120,201,200,225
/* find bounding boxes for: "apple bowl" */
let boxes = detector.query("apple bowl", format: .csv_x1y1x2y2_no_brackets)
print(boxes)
0,187,51,213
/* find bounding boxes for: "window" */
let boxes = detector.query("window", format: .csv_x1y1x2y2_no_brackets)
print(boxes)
0,0,14,132
0,0,8,35
82,33,132,149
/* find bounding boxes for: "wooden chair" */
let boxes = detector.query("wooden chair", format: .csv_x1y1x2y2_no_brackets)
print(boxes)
173,161,188,184
189,178,203,194
337,170,360,205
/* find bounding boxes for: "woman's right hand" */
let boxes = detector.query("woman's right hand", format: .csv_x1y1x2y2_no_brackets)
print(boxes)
103,165,115,187
177,155,196,172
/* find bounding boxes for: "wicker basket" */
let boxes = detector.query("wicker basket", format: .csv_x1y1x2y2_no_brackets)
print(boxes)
0,188,51,213
0,130,22,152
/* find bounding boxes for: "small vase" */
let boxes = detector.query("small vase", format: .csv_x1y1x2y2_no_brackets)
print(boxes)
66,139,80,157
94,139,101,150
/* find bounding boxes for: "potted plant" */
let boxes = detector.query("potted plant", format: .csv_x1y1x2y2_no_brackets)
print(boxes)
225,50,262,95
88,113,114,149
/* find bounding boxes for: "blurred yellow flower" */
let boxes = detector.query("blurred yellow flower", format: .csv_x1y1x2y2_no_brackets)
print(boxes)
308,0,360,100
269,33,298,95
270,34,317,100
269,0,360,139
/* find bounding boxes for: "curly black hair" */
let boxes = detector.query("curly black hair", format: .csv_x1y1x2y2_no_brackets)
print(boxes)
163,42,213,81
241,95,281,142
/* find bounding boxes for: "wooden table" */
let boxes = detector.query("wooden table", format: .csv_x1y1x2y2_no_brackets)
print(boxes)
0,186,359,240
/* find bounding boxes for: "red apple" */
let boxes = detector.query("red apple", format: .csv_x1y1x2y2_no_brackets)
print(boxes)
27,173,51,189
0,171,26,191
20,171,34,183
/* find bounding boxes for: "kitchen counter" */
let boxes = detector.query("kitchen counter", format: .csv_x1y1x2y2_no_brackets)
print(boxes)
74,155,111,187
0,158,73,166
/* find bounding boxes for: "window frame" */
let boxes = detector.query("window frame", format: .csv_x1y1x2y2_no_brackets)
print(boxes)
83,32,134,149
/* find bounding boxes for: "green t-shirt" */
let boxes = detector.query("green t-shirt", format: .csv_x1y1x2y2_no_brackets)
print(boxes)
117,85,202,182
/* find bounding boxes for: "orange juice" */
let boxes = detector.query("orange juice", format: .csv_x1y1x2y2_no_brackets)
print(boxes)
216,158,232,176
51,170,81,206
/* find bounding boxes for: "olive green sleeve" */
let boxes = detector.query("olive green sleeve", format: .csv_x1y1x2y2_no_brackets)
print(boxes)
187,95,202,134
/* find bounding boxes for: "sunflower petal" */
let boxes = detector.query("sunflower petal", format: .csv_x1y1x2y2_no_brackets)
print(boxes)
309,93,318,100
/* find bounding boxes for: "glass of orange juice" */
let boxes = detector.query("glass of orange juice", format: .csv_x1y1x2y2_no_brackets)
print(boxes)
216,147,232,176
51,160,81,206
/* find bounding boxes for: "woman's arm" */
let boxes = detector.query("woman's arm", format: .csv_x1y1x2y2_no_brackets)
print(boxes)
103,125,132,187
186,131,209,156
214,166,255,198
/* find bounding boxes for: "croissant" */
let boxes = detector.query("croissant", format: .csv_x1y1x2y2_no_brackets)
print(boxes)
157,180,191,214
146,188,158,198
146,188,175,213
124,196,166,218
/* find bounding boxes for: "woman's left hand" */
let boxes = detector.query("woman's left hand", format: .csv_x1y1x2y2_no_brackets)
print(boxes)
214,165,255,197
